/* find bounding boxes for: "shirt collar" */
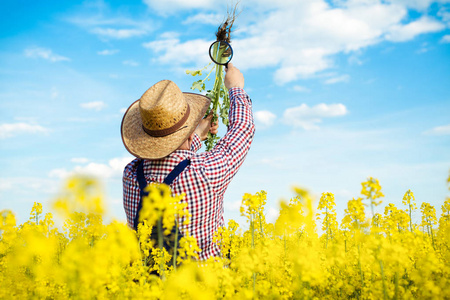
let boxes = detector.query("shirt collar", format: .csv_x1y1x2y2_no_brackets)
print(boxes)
143,149,194,176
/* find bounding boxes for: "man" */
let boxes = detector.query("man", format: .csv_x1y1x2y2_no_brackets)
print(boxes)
121,64,254,260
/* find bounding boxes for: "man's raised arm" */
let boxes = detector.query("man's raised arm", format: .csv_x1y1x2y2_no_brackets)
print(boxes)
203,63,255,195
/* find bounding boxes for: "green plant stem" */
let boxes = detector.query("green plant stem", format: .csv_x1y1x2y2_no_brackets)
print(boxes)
430,225,435,250
358,244,364,288
409,203,413,232
200,62,214,83
251,214,255,296
325,207,329,249
370,201,374,219
259,212,263,236
211,65,223,115
205,43,227,150
157,218,165,280
251,214,255,249
173,222,178,271
379,258,388,300
394,271,399,300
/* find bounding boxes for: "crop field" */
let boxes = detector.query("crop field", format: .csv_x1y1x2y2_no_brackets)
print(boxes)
1,174,449,299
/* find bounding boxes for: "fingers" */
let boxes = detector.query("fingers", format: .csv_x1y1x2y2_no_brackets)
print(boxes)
209,122,219,135
224,63,244,90
207,114,219,135
225,63,233,72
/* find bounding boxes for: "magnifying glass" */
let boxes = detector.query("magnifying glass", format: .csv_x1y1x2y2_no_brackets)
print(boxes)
209,40,233,68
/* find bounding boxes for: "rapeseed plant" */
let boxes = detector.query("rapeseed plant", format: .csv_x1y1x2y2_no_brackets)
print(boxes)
1,173,449,299
402,189,417,232
317,192,338,247
361,177,384,218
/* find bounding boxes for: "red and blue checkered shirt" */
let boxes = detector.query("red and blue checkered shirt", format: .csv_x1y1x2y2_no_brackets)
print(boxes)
123,87,255,260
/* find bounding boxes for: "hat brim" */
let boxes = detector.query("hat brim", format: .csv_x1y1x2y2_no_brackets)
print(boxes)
121,92,210,159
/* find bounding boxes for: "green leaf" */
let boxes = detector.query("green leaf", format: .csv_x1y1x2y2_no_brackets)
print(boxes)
186,69,203,76
191,80,205,92
186,62,230,150
205,132,220,151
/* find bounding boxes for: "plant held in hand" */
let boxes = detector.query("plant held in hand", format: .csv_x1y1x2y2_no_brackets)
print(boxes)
186,7,238,150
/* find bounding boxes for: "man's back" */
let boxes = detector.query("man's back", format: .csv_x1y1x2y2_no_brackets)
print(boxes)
123,87,254,260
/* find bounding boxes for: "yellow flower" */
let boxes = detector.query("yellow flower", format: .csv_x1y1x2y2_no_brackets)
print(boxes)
317,192,339,243
138,183,187,235
29,202,43,225
177,233,201,263
1,169,450,299
361,177,384,216
420,202,437,227
52,175,104,216
402,189,416,208
341,197,367,231
402,189,417,232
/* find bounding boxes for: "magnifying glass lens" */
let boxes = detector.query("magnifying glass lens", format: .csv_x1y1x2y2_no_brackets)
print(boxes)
209,41,233,66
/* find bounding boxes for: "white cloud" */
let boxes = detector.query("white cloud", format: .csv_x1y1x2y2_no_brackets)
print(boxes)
224,200,242,212
388,0,441,11
49,157,133,180
144,0,446,85
0,180,13,191
266,206,279,224
425,124,450,135
66,5,153,40
283,103,348,130
440,35,450,43
348,53,364,65
254,110,277,129
123,60,139,67
48,168,70,179
119,107,127,114
71,157,90,164
143,0,215,14
90,27,147,39
385,16,445,42
183,13,223,25
259,157,286,168
0,123,49,139
438,7,450,26
24,47,70,62
143,38,211,65
0,177,57,193
416,42,432,54
80,101,107,111
97,49,120,55
292,85,311,92
324,74,350,84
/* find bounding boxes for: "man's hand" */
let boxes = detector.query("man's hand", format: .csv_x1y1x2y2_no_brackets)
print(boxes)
195,113,219,141
224,63,244,90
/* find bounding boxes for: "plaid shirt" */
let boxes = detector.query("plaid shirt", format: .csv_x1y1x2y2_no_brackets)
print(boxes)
123,87,255,260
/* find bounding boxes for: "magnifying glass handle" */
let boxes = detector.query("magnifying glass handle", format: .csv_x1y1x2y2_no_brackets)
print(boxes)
224,62,229,69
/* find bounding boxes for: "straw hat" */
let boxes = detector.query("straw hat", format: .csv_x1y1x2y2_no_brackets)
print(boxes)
121,80,210,159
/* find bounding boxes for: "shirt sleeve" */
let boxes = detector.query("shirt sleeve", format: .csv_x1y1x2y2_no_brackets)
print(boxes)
190,133,202,152
201,87,255,196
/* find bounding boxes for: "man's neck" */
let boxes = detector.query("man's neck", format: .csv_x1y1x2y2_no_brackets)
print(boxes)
177,140,190,151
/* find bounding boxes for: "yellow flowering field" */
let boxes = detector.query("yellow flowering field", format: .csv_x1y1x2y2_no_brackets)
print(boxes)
1,173,449,299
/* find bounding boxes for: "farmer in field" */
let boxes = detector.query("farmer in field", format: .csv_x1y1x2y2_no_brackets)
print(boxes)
121,63,254,260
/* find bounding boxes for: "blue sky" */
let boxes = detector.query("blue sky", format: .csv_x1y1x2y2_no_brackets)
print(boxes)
1,0,449,226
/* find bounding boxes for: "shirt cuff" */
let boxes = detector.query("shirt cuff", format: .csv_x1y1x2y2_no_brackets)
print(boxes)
190,133,202,152
229,87,252,106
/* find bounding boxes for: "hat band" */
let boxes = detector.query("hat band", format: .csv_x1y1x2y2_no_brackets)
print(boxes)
142,104,191,137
